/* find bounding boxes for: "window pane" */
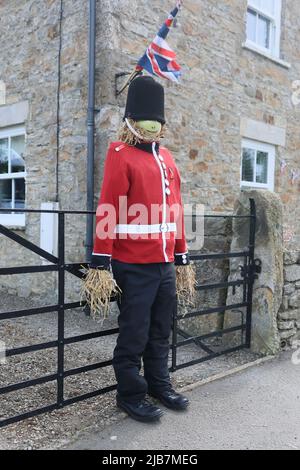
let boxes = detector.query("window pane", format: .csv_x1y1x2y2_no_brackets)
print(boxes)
242,148,255,182
14,178,25,209
0,138,9,174
247,9,257,42
249,0,261,9
256,151,268,184
257,14,271,49
249,0,275,15
0,179,12,210
11,135,25,173
263,0,275,15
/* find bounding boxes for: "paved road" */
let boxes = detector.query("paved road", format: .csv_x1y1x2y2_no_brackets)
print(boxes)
66,352,300,450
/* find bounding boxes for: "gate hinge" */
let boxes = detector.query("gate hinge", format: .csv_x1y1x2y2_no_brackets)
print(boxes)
239,258,262,280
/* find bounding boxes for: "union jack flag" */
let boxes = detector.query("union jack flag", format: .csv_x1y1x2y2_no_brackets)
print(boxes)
136,1,183,83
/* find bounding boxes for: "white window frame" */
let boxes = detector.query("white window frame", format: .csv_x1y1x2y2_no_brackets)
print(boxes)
0,126,27,227
240,138,275,192
245,0,282,59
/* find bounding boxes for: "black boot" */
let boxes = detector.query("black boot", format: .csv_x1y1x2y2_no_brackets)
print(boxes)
117,396,164,423
148,388,189,411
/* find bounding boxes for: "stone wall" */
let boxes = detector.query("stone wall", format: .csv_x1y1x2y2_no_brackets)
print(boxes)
0,0,89,300
96,0,300,248
0,0,300,303
278,251,300,346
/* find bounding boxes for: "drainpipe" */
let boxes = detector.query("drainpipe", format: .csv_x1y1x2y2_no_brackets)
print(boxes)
86,0,97,262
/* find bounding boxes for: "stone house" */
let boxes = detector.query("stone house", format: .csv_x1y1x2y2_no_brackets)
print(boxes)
0,1,299,349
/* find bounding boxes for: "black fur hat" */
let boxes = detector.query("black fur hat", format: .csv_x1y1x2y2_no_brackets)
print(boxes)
123,75,165,125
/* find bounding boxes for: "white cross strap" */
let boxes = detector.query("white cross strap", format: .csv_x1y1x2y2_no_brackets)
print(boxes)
114,223,177,234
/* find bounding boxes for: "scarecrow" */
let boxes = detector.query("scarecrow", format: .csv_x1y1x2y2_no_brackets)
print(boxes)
82,1,196,423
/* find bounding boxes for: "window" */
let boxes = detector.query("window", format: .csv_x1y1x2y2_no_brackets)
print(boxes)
0,126,26,226
246,0,282,58
241,139,275,191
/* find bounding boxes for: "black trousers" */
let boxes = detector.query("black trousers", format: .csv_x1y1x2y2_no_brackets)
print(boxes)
111,259,177,403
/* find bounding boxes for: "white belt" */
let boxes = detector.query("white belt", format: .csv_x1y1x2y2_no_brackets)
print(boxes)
115,223,177,234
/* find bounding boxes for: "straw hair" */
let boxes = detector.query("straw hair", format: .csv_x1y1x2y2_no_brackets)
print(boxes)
176,263,197,316
80,267,122,323
118,118,166,146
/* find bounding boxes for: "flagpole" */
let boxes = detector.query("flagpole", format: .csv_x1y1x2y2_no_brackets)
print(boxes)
116,69,142,96
116,0,183,96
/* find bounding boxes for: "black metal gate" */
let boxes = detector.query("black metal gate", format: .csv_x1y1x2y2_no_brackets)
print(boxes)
171,198,261,371
0,199,260,428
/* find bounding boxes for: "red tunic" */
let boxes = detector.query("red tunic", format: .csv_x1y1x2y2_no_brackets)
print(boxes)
92,141,188,265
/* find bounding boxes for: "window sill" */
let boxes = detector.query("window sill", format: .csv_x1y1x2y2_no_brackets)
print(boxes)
0,214,26,229
0,225,26,231
242,42,291,69
241,185,273,192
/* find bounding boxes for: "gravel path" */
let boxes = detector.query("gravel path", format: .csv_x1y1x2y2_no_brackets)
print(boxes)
0,292,261,450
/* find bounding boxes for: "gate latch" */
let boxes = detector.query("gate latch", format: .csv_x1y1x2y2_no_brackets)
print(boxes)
239,258,262,280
